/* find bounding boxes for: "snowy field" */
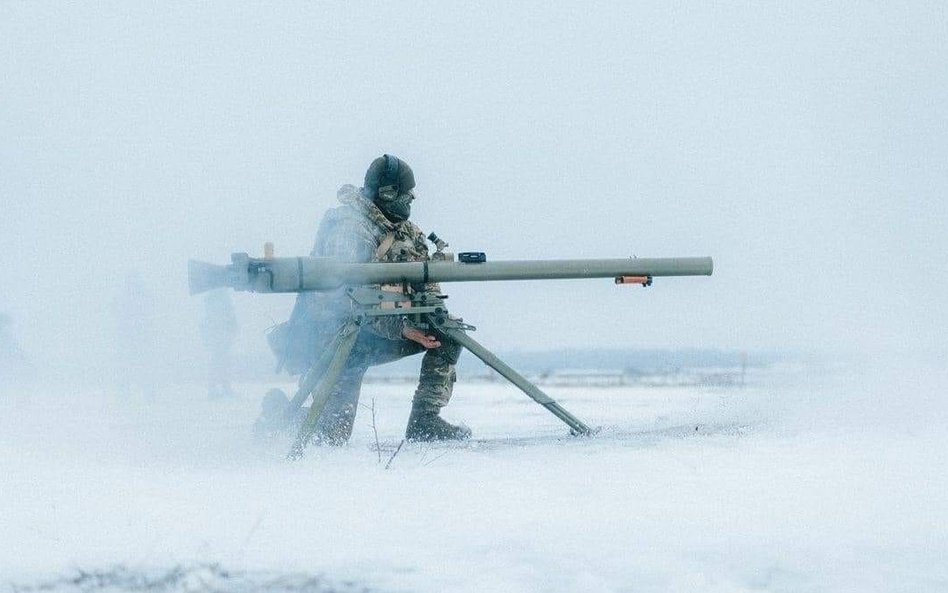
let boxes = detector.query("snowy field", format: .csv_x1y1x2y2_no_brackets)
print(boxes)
2,364,946,593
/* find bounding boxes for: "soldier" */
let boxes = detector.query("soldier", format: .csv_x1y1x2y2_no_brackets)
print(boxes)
200,288,238,399
111,272,160,399
0,313,28,380
0,314,15,362
286,155,470,444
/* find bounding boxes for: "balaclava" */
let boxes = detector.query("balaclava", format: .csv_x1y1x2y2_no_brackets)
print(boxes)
363,154,416,222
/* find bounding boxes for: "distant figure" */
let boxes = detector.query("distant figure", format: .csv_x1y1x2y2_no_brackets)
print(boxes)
200,288,238,399
0,313,31,381
112,272,160,399
0,314,16,361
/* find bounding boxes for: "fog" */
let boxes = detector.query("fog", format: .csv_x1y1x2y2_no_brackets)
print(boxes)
1,2,946,386
3,6,948,591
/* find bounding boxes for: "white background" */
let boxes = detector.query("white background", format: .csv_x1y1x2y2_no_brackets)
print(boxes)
2,2,945,380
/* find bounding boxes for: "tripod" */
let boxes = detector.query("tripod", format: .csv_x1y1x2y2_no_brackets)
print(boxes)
286,286,592,460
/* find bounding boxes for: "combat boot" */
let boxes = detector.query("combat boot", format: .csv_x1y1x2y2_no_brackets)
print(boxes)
253,388,291,440
405,408,472,442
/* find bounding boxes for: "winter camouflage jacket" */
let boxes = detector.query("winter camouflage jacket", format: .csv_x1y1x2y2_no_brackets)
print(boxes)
276,185,439,373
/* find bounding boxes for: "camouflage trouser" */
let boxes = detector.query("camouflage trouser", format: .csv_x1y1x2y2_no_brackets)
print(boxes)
312,328,462,444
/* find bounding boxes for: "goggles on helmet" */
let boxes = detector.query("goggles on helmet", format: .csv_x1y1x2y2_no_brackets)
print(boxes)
377,184,414,203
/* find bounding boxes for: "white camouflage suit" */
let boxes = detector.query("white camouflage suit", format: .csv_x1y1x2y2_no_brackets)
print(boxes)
292,184,461,443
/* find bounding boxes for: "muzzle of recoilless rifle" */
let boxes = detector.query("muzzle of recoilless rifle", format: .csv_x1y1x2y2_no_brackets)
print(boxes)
188,259,233,296
189,251,714,296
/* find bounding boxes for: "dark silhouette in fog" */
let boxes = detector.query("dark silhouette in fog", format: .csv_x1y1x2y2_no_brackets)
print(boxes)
200,289,238,399
111,273,160,399
0,313,32,382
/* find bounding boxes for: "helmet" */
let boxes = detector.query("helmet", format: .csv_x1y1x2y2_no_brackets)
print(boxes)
363,154,415,199
363,154,416,222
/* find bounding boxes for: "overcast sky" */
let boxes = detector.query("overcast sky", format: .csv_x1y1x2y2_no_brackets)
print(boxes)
1,2,945,380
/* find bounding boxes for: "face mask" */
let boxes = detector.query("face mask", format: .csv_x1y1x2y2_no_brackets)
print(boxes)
376,184,414,222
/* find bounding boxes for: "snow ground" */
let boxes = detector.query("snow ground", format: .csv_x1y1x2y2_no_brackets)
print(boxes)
1,364,946,593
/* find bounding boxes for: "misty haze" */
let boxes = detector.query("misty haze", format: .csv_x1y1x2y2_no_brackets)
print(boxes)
1,3,946,593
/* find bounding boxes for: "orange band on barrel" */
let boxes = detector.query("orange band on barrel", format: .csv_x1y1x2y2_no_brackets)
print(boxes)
615,276,650,285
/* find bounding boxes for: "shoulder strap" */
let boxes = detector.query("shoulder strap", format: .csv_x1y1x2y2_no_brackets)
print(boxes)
375,232,396,261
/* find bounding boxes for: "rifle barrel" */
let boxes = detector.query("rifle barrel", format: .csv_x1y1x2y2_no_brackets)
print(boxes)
190,255,713,295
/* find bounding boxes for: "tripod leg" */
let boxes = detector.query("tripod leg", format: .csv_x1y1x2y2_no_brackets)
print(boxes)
437,326,592,436
287,321,362,459
283,340,336,425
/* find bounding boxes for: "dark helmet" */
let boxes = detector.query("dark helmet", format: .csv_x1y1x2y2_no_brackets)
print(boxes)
363,154,415,200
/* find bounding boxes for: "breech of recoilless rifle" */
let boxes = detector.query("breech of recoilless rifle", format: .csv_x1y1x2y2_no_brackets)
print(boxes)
188,253,713,295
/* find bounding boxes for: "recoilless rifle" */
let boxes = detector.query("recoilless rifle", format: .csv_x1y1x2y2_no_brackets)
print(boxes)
189,238,713,459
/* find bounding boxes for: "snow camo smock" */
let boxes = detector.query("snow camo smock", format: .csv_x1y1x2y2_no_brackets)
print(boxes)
290,184,461,443
304,184,441,339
